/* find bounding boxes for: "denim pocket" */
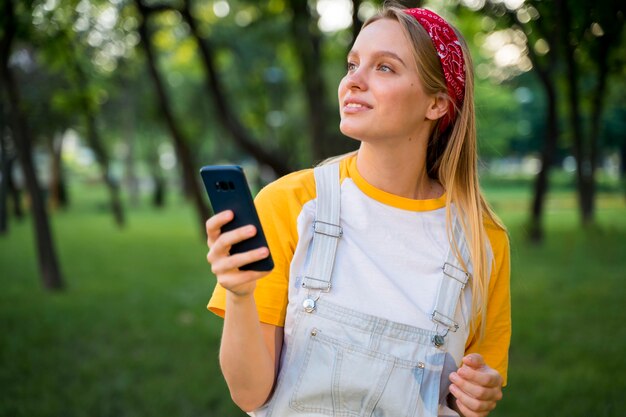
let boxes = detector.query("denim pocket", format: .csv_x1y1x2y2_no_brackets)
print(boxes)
289,327,425,417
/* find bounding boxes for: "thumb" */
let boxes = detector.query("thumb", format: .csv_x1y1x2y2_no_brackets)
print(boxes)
462,353,486,369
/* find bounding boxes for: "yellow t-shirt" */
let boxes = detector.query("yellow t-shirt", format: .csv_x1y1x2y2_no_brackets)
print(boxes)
208,155,511,384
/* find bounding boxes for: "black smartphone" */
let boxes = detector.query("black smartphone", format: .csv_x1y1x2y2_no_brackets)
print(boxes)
200,165,274,271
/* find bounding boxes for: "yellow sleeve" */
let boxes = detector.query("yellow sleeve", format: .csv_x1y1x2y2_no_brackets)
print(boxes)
207,169,317,327
465,225,511,386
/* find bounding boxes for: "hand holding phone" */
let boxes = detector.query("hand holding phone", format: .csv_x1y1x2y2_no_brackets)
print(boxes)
200,165,274,272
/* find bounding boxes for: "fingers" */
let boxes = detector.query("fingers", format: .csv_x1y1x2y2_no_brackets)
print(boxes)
206,210,234,246
449,388,494,417
206,211,257,259
207,223,268,273
209,246,270,276
448,362,503,417
213,224,257,253
456,363,503,388
449,381,498,417
462,353,486,369
204,211,271,297
450,370,502,401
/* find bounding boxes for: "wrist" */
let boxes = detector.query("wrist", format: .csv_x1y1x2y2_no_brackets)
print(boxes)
226,287,256,303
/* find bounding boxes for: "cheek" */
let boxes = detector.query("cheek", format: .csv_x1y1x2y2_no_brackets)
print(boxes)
387,89,425,115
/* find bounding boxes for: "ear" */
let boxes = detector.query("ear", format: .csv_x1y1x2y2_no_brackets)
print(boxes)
425,93,449,122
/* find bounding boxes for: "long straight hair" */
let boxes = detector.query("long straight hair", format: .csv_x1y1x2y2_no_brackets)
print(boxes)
345,5,506,338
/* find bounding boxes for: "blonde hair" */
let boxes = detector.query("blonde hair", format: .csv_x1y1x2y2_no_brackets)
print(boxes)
332,5,507,338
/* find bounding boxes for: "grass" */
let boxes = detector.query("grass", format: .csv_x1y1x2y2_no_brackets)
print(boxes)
484,177,626,417
0,192,246,417
1,176,625,417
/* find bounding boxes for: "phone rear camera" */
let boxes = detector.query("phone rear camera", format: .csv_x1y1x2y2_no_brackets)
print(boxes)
215,181,229,191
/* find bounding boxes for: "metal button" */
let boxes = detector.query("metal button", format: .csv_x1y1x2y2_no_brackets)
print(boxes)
311,328,318,336
432,335,445,347
303,298,316,313
418,362,425,369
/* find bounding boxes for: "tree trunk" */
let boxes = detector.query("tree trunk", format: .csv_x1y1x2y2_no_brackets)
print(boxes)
558,0,593,226
287,0,327,161
70,59,125,227
502,6,560,243
122,81,140,207
586,48,609,223
0,122,9,234
523,12,560,243
530,79,558,243
177,0,293,176
619,139,626,199
152,171,165,208
147,148,165,208
48,132,68,210
7,155,23,219
135,0,210,233
286,0,356,161
1,0,64,289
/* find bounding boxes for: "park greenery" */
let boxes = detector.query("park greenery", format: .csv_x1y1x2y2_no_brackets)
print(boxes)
1,0,625,288
1,0,626,415
1,178,625,416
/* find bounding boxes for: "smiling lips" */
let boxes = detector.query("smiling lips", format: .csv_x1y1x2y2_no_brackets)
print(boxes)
342,99,372,114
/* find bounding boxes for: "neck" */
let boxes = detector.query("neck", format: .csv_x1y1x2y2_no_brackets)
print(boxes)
356,138,443,200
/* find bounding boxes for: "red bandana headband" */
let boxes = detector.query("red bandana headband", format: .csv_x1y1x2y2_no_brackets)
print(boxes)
403,8,466,132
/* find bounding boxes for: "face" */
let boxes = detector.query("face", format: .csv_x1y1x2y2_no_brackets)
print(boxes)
338,18,437,143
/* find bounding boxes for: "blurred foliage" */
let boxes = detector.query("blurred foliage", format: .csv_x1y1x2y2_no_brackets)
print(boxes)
3,0,623,188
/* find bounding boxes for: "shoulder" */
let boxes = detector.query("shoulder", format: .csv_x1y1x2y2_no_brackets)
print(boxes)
253,168,317,249
482,216,510,257
255,156,352,207
255,168,316,207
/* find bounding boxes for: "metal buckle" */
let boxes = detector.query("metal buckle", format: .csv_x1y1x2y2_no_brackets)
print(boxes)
431,310,459,332
302,276,332,292
442,262,470,286
313,220,343,238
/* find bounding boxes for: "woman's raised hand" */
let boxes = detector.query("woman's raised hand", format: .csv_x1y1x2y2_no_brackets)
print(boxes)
205,210,272,297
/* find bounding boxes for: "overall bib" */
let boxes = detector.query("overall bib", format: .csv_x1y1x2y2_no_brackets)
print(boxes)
254,163,486,417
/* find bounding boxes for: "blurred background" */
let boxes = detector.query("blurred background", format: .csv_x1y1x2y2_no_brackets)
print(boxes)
1,0,625,416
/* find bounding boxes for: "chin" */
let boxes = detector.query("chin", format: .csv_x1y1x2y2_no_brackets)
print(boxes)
339,122,367,142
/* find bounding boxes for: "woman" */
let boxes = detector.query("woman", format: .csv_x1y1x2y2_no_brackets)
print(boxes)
205,5,510,417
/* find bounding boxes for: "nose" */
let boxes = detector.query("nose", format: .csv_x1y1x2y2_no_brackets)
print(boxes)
343,68,367,91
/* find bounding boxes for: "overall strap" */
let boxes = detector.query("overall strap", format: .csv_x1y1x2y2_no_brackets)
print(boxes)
301,163,342,292
431,211,473,347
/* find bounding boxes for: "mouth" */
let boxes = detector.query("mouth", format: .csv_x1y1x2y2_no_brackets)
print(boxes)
342,99,371,113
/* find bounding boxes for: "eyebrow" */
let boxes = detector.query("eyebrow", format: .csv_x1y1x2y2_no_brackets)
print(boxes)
347,50,408,68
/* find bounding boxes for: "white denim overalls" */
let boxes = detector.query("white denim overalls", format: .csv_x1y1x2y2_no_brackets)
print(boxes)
253,163,489,417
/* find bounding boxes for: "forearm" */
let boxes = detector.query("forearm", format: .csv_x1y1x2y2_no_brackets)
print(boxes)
219,292,277,412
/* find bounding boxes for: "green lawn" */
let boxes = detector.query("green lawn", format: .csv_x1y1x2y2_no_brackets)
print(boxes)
1,178,625,417
0,194,245,417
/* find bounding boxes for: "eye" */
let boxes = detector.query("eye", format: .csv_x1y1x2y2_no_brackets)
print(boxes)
378,64,393,73
346,61,358,72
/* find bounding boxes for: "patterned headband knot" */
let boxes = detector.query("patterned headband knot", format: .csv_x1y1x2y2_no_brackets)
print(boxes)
403,8,466,132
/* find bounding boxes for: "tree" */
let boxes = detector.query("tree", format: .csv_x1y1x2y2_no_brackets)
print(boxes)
0,0,64,290
134,0,210,233
0,99,9,234
556,0,625,225
24,0,128,227
69,43,126,227
468,0,626,238
177,0,295,175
